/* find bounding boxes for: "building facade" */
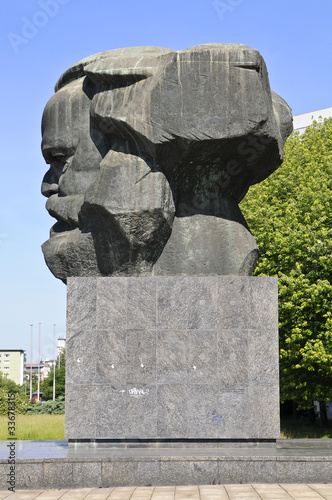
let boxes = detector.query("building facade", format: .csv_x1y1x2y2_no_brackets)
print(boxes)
57,337,66,357
293,106,332,134
0,349,25,385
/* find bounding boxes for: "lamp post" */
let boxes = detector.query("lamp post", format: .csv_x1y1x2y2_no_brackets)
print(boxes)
53,324,56,401
37,323,41,402
30,324,33,401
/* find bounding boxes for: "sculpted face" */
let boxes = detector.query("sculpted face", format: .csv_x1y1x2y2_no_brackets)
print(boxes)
41,44,292,281
41,78,107,277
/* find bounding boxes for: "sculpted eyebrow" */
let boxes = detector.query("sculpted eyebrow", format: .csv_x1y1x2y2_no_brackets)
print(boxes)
84,65,153,86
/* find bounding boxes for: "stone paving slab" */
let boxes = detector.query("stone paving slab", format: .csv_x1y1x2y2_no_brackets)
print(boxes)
1,485,332,500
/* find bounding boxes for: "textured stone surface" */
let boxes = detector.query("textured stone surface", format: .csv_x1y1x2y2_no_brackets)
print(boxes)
65,276,279,440
102,460,160,487
41,45,292,282
1,453,332,490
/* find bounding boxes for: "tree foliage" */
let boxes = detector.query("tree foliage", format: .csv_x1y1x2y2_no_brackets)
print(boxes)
241,118,332,409
0,373,30,415
41,350,66,400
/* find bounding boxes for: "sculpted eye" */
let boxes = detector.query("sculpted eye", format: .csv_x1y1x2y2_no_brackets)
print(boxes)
234,63,261,73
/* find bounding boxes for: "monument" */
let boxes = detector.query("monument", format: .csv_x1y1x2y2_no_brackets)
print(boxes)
3,43,332,493
41,44,292,443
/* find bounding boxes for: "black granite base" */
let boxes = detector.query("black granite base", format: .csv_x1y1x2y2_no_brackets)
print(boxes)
1,440,331,489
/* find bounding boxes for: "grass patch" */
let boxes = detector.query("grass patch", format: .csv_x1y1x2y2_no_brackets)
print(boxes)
0,414,64,440
281,417,332,439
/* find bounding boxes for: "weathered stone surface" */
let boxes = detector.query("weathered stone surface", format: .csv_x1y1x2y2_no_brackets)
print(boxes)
41,44,292,281
65,276,279,440
2,452,332,490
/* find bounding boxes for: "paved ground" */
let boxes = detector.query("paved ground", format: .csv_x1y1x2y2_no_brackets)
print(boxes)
1,485,332,500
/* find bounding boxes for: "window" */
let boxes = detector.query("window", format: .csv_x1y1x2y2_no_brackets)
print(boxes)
4,354,10,358
4,367,9,370
4,360,9,364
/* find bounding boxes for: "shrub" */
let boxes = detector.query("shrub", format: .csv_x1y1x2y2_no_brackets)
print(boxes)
26,396,65,414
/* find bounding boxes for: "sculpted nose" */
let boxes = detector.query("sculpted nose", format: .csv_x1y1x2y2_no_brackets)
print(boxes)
41,168,59,198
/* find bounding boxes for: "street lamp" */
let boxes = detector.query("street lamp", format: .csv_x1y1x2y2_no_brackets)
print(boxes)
53,324,56,401
37,323,41,402
30,324,33,401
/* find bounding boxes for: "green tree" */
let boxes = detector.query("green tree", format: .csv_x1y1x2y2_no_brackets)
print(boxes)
0,371,23,393
0,372,30,415
241,118,332,420
41,350,66,400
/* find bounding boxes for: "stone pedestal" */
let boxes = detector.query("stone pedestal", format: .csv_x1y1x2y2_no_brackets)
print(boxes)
65,276,279,441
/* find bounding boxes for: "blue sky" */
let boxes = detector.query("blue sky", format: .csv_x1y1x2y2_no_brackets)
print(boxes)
1,0,332,362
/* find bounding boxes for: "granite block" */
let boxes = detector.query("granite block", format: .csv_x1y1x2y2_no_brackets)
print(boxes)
157,330,188,384
157,384,220,438
185,385,220,438
157,384,189,438
127,277,156,330
66,276,279,440
159,459,219,486
96,278,127,329
96,330,127,385
248,329,279,383
248,384,280,438
305,461,332,483
66,330,96,384
218,329,248,387
243,460,277,483
126,384,157,438
187,277,219,330
276,460,307,483
248,277,278,329
218,460,246,483
156,277,189,329
127,330,156,384
0,465,7,490
218,459,277,483
43,461,73,488
9,462,43,489
72,462,102,488
218,389,249,439
95,385,127,438
67,277,97,332
102,459,159,487
218,277,249,329
188,330,218,384
65,385,96,439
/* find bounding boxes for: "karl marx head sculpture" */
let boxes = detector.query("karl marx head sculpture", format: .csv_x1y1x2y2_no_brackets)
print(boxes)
41,44,292,282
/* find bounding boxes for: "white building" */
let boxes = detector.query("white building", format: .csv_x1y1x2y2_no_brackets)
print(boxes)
293,106,332,134
57,337,66,357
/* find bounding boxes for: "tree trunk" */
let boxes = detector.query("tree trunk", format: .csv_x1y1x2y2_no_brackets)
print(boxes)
308,405,316,425
319,401,329,428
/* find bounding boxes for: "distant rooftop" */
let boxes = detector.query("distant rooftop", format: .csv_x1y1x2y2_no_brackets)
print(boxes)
0,349,25,352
